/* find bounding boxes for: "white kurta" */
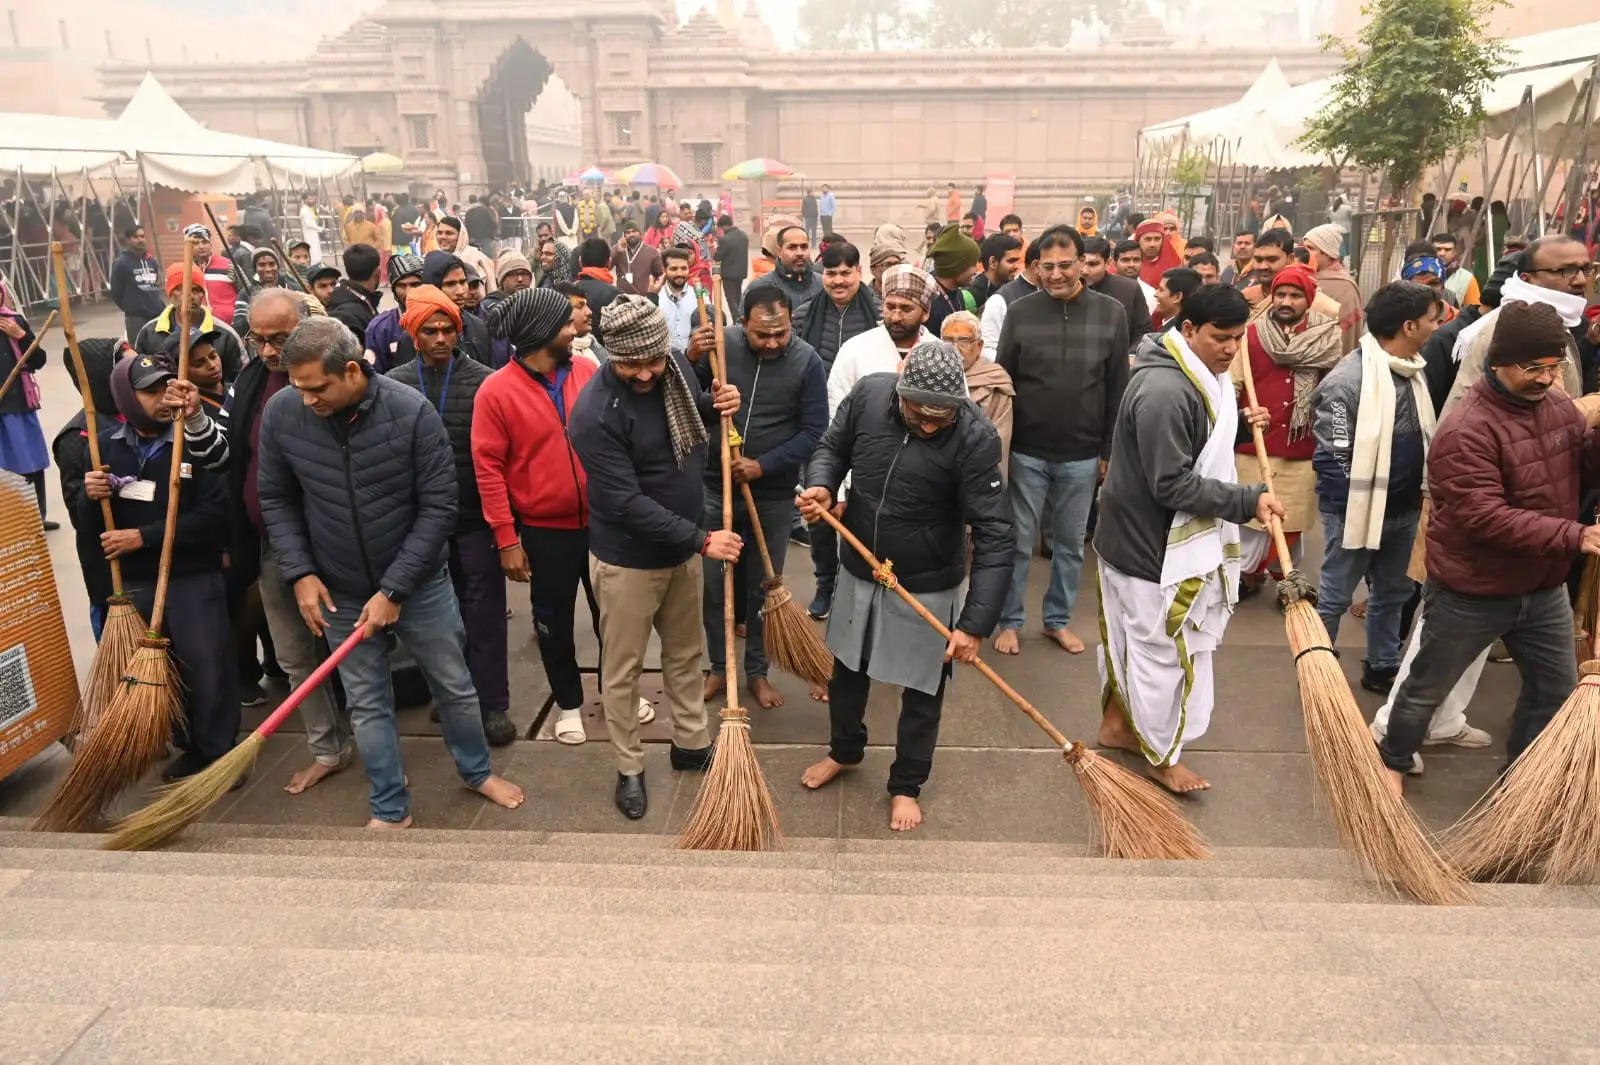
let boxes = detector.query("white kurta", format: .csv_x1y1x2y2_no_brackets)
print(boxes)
298,204,322,266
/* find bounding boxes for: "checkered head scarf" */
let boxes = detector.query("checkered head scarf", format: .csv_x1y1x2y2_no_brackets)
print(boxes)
602,294,708,469
880,264,936,310
896,341,967,408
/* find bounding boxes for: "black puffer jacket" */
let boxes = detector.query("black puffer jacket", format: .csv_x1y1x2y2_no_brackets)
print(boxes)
257,367,456,601
387,351,492,535
806,372,1011,635
325,281,381,343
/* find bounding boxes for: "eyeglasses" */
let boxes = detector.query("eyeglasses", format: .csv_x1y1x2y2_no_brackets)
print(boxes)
1527,263,1598,282
246,332,293,353
1513,356,1570,379
902,400,958,427
1037,261,1079,274
945,335,982,348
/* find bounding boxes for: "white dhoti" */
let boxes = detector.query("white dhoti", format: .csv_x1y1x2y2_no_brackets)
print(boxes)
1097,331,1243,767
1097,560,1220,766
304,232,323,266
1370,605,1485,742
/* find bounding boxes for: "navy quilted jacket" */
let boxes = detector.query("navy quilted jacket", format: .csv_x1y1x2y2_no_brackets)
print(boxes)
256,368,457,601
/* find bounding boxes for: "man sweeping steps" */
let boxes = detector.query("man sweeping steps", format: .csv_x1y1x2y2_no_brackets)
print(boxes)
797,341,1011,831
1095,285,1278,794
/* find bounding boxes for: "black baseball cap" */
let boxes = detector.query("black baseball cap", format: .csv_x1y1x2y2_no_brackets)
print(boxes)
308,265,341,284
127,353,176,390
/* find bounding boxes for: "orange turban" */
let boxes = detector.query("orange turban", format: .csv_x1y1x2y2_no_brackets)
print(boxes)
165,263,204,296
399,283,462,340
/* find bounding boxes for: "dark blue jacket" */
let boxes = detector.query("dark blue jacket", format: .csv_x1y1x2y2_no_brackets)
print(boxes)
698,327,828,502
570,351,720,569
257,368,456,601
1311,351,1427,518
77,421,229,585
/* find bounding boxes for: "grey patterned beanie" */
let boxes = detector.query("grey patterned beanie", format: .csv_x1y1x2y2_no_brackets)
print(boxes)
896,341,968,408
389,252,426,286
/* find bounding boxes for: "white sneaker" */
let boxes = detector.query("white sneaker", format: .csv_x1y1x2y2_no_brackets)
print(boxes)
637,698,656,725
1408,753,1424,776
1424,724,1492,748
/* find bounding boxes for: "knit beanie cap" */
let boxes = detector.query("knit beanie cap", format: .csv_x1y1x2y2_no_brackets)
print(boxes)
896,341,967,408
928,226,981,279
601,294,671,362
389,252,426,286
488,287,571,354
496,251,533,283
1301,224,1344,259
1488,300,1571,367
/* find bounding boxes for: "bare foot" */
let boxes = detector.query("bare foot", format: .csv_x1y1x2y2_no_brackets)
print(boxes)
366,815,413,829
1384,768,1405,800
750,675,785,708
992,628,1020,655
1149,762,1210,794
703,672,726,702
889,795,923,831
735,622,747,639
809,683,830,703
1097,701,1141,753
1350,600,1368,619
801,756,851,790
1044,627,1086,654
473,774,526,809
283,759,345,795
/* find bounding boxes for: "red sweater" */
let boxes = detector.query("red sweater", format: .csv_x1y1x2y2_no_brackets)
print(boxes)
471,358,598,548
1235,323,1315,462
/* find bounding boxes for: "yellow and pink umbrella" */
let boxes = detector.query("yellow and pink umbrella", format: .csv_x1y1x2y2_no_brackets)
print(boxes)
618,162,683,190
721,157,795,181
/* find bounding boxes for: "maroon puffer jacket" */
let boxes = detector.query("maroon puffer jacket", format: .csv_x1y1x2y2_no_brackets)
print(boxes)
1427,376,1600,597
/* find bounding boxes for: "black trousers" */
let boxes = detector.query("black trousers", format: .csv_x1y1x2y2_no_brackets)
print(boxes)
520,525,598,711
128,570,240,762
224,568,277,689
828,655,948,798
722,276,745,319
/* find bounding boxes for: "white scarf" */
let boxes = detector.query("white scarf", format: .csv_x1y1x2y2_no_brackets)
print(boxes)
1454,275,1588,362
1158,333,1242,637
1344,333,1435,550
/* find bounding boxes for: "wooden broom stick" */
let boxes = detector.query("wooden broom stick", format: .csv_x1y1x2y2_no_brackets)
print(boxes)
148,238,196,634
712,279,739,712
0,311,57,404
51,244,126,597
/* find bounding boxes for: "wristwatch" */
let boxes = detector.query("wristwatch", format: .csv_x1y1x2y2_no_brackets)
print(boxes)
380,587,406,604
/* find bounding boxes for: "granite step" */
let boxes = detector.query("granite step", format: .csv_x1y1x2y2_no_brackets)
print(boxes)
1,938,1594,1047
9,1003,1572,1065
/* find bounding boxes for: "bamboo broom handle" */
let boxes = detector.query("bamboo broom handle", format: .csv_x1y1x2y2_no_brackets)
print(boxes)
1237,345,1296,566
52,243,126,596
149,237,196,633
254,628,366,739
0,311,57,405
710,267,740,711
813,507,1073,749
695,288,778,582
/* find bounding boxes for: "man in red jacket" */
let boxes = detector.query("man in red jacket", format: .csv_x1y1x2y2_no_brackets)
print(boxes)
1379,300,1600,796
474,288,655,745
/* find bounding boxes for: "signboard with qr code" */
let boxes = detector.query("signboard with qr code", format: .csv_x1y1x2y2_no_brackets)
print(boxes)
0,471,77,780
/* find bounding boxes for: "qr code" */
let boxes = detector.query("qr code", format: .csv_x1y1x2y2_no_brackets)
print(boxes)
0,643,37,729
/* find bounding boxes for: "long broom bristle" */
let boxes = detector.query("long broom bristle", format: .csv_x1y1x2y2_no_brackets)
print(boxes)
1066,744,1209,860
676,711,782,851
1284,600,1471,905
761,583,834,688
1579,558,1600,649
71,596,146,740
1444,672,1600,884
104,733,265,851
34,636,183,833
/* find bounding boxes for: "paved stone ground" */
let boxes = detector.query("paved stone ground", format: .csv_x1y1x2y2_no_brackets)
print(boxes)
0,299,1516,843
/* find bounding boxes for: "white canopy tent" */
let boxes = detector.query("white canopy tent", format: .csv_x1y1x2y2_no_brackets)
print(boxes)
0,113,128,176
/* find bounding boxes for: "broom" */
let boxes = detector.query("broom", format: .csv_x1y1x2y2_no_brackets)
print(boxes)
1442,591,1600,884
677,266,782,851
0,309,57,405
105,628,369,850
814,507,1208,860
1239,349,1469,904
35,238,200,832
693,290,832,689
47,243,148,741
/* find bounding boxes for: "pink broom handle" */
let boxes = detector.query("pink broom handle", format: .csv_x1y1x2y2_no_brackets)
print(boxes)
252,628,367,739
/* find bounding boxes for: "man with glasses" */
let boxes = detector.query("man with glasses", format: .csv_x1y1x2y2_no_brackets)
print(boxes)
1444,235,1595,418
992,225,1130,658
1379,300,1600,797
798,341,1011,832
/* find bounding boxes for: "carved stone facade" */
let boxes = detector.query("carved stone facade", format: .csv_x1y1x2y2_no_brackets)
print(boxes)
95,0,1344,237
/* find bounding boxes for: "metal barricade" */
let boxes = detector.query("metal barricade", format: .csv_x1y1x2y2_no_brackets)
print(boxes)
1348,208,1420,302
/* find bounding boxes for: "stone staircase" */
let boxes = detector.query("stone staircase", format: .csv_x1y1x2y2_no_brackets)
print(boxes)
1,818,1598,1063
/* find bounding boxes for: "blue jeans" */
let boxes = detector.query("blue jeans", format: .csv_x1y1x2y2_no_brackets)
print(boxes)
322,566,492,823
1000,453,1099,632
1316,506,1419,673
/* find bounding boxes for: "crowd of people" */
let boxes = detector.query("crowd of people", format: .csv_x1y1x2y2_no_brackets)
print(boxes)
8,173,1600,831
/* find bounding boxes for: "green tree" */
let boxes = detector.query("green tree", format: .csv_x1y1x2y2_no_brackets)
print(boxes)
1298,0,1507,196
797,0,908,50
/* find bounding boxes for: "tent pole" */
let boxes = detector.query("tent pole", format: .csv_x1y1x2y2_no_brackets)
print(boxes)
1561,57,1599,232
1457,88,1528,275
1528,94,1544,237
8,167,23,305
1530,74,1586,229
136,154,162,274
